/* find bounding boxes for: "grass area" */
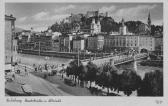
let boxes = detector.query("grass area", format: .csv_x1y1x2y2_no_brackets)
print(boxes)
31,72,94,96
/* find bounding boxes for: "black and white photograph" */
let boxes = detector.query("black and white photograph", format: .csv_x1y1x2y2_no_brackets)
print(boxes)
4,1,164,98
2,3,168,106
2,0,168,105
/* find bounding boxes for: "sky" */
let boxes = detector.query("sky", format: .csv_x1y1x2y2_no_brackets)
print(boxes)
5,3,163,32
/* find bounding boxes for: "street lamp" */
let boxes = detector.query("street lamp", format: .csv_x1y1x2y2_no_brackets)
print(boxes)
78,47,80,67
11,25,15,64
39,41,40,56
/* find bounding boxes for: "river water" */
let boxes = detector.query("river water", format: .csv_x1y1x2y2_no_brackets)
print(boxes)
15,53,163,79
15,53,72,66
116,61,163,79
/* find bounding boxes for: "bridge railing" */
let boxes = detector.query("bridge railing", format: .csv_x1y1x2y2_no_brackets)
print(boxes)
82,53,148,66
114,53,148,65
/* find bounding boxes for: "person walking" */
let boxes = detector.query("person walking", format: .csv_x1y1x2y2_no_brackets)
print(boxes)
25,66,28,76
12,74,15,80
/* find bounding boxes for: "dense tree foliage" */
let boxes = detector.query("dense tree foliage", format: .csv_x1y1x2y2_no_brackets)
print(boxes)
100,17,118,33
96,63,113,94
137,70,163,96
119,69,141,96
151,25,163,36
86,61,98,87
67,59,82,83
125,21,143,34
65,59,163,96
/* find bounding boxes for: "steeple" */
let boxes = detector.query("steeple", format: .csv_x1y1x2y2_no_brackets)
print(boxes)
147,12,151,34
120,18,127,35
121,18,125,27
148,12,151,26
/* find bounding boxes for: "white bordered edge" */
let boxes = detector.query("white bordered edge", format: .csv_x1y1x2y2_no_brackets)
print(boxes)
0,0,168,106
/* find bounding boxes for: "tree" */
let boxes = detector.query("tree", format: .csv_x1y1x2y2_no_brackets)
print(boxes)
118,68,141,96
68,59,82,84
125,21,143,34
78,65,88,86
138,70,163,96
96,63,113,94
151,25,163,36
66,66,73,78
100,17,117,33
109,66,120,92
86,61,98,88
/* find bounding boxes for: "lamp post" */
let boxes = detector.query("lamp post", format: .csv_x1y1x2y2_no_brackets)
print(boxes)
11,25,15,64
78,47,80,67
39,41,40,56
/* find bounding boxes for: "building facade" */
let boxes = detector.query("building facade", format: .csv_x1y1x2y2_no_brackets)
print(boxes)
139,36,155,51
90,18,101,34
5,15,16,64
51,35,60,52
104,35,155,52
73,39,85,52
87,35,104,52
154,36,163,55
59,35,73,52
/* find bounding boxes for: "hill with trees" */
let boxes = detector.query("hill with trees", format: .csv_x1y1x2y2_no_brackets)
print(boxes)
50,15,163,37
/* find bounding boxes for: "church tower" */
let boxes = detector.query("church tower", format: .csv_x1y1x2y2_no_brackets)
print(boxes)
147,12,151,34
121,18,125,27
119,18,127,35
90,17,101,35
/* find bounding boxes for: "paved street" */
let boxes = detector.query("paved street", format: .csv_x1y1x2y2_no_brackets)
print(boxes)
5,71,72,96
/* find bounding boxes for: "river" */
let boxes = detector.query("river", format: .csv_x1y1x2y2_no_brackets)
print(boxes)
116,61,163,79
15,53,163,79
14,53,72,66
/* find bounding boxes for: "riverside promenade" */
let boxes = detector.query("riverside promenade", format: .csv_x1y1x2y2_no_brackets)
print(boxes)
5,65,72,96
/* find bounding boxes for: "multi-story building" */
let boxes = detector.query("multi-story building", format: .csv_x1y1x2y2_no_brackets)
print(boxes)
139,35,155,52
5,15,16,64
104,35,127,52
34,35,52,51
19,34,53,51
59,35,73,52
87,35,104,52
51,35,60,52
154,36,163,55
19,35,29,43
73,38,85,52
104,35,155,52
